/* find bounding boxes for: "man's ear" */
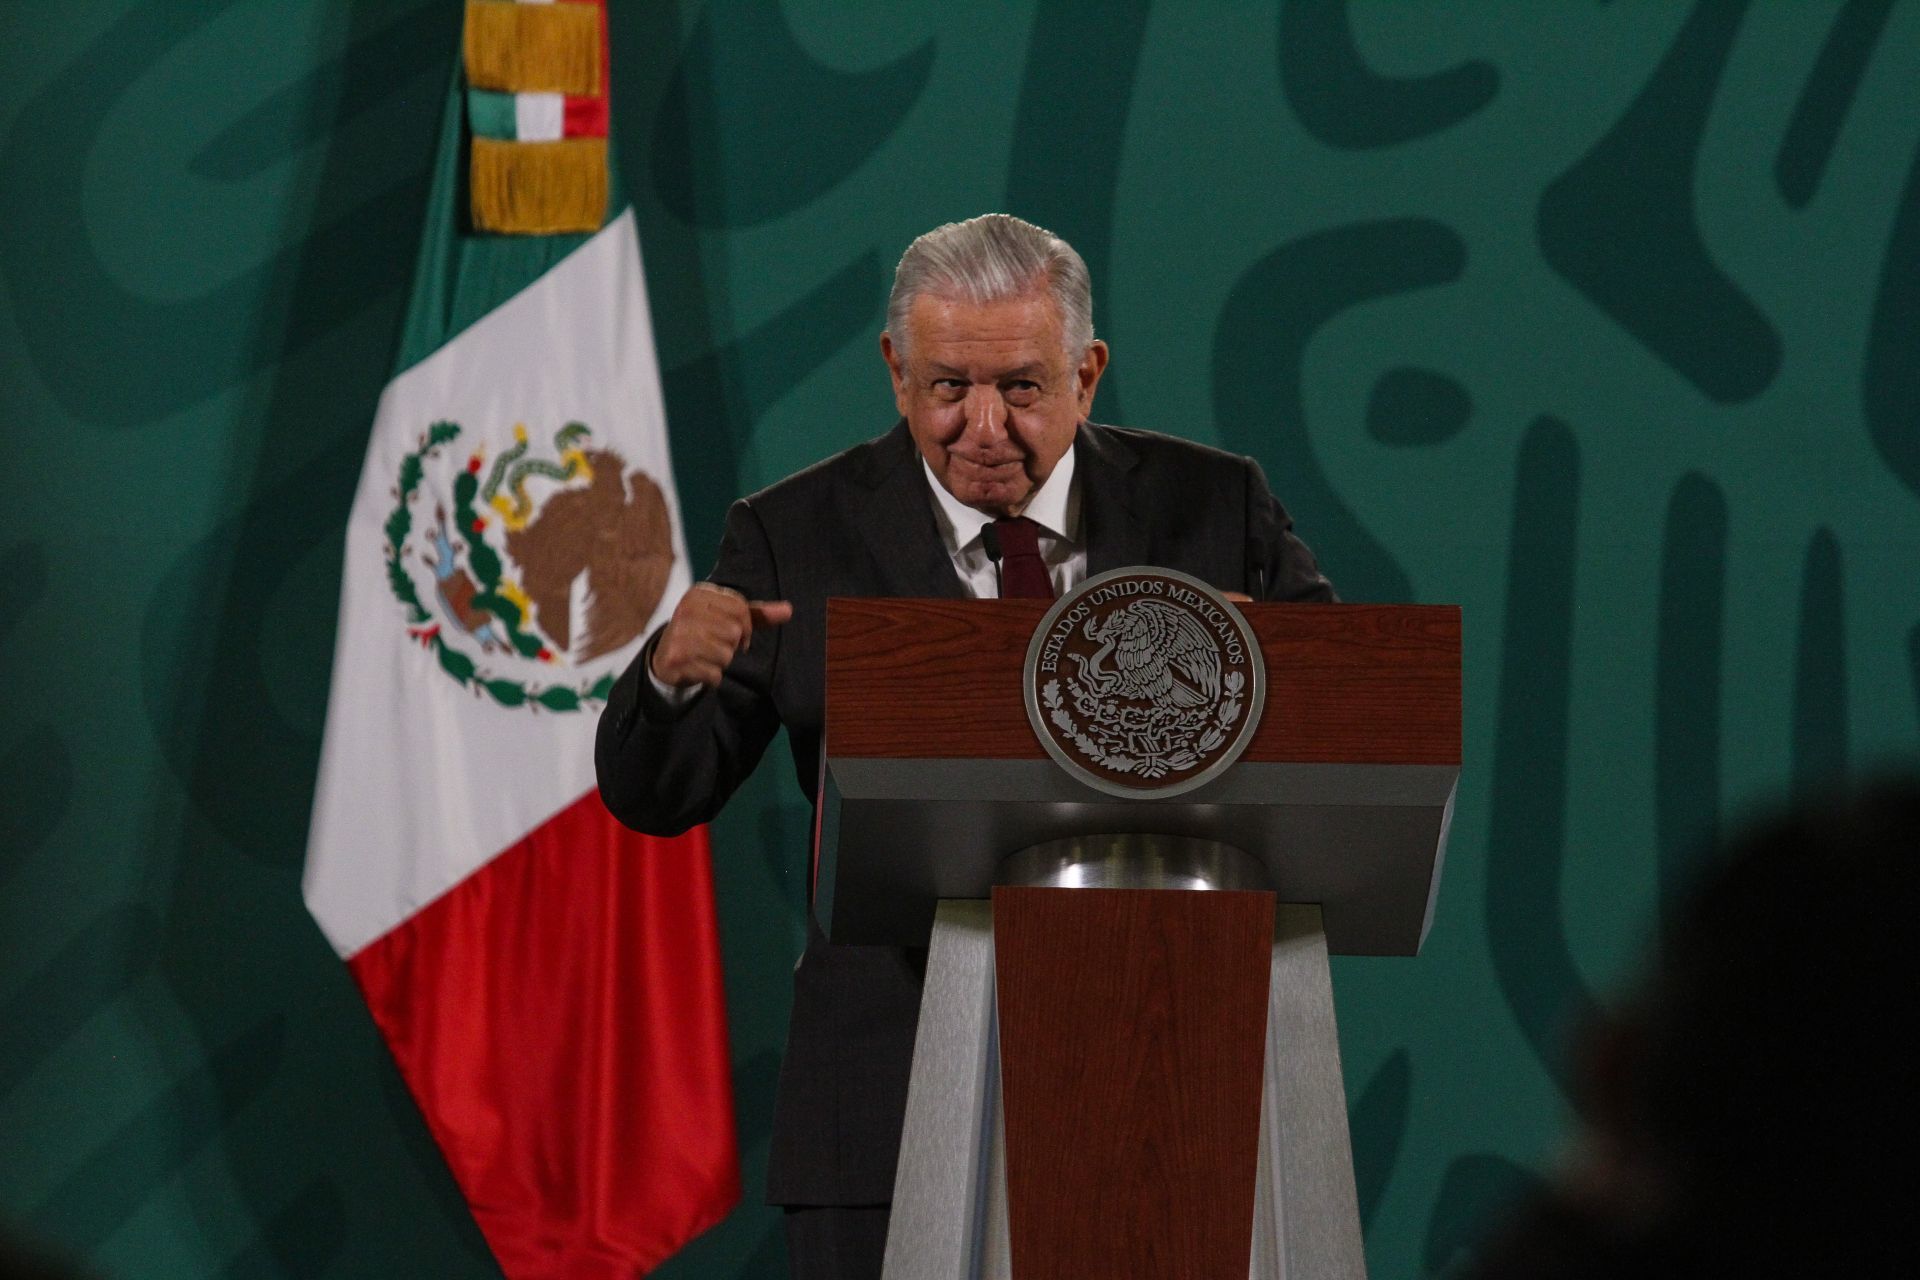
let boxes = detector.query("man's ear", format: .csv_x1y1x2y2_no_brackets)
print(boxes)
880,332,911,416
1076,339,1110,413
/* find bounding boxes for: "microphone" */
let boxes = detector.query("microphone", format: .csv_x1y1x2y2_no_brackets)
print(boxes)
980,521,1003,564
980,521,1005,597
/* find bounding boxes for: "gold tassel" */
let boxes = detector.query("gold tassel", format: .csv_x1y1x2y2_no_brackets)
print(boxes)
470,137,607,235
464,0,600,96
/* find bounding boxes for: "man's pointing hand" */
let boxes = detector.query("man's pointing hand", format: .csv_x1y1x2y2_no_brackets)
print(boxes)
650,582,794,689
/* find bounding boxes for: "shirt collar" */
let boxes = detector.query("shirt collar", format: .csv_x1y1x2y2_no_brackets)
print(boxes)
921,443,1080,555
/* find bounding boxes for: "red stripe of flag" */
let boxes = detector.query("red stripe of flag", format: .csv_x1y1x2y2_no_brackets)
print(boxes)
349,790,739,1277
563,0,610,139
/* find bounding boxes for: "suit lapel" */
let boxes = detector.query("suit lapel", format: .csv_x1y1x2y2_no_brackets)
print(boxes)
1078,422,1150,575
848,421,969,598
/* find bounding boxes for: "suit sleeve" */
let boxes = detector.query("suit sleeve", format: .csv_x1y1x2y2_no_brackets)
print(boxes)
595,498,784,836
1246,457,1338,603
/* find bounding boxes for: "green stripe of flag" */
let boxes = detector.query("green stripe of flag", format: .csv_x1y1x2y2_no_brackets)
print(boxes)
466,88,519,141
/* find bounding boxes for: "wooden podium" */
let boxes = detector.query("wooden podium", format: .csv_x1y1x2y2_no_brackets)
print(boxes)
818,598,1460,1279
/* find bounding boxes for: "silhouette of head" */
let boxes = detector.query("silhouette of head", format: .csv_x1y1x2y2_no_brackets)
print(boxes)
1473,776,1915,1276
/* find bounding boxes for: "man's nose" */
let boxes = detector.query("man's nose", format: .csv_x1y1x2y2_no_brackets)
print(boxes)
962,386,1007,444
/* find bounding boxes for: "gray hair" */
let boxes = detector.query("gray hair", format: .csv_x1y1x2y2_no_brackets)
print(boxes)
885,214,1095,360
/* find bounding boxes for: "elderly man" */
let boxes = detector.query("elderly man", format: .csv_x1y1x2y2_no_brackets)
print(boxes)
596,213,1333,1278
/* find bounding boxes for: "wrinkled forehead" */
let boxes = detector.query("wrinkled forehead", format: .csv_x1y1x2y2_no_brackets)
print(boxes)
901,288,1069,368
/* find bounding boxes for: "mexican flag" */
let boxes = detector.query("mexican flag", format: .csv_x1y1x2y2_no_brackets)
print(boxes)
303,3,739,1274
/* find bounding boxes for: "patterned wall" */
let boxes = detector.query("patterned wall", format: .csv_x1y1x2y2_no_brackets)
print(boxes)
2,2,1915,1275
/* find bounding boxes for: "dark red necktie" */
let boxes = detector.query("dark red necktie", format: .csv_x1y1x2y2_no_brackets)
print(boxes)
993,516,1055,599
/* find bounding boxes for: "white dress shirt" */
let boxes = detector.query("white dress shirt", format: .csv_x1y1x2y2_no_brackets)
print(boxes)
649,449,1086,703
920,448,1086,600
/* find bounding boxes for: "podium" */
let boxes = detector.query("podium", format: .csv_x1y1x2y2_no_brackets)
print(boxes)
818,595,1460,1278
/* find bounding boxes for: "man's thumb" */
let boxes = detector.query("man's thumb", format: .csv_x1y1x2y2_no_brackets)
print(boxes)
749,600,794,627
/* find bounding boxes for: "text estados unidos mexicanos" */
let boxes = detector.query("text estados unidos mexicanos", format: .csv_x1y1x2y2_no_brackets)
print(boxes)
1037,578,1245,674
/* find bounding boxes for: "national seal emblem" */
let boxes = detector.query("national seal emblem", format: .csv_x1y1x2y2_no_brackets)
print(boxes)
1023,567,1266,797
382,420,673,711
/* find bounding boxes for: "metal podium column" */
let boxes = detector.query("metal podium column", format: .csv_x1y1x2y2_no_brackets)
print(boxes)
882,900,1010,1280
1248,904,1367,1278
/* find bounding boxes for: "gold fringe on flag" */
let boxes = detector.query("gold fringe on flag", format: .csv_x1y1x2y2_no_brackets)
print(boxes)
470,137,607,235
464,0,601,96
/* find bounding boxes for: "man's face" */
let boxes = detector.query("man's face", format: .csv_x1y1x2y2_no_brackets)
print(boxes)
881,288,1109,517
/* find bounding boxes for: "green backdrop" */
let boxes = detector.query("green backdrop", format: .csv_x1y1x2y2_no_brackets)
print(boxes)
3,1,1916,1275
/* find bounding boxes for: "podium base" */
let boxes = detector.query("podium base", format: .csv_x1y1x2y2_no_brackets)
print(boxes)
884,897,1365,1279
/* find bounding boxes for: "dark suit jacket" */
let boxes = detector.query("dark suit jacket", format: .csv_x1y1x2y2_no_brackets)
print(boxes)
595,420,1334,1205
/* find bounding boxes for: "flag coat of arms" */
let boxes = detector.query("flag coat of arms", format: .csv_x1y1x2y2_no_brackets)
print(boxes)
304,3,739,1273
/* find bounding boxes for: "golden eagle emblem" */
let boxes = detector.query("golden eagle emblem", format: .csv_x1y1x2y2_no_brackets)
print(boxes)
383,419,674,712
